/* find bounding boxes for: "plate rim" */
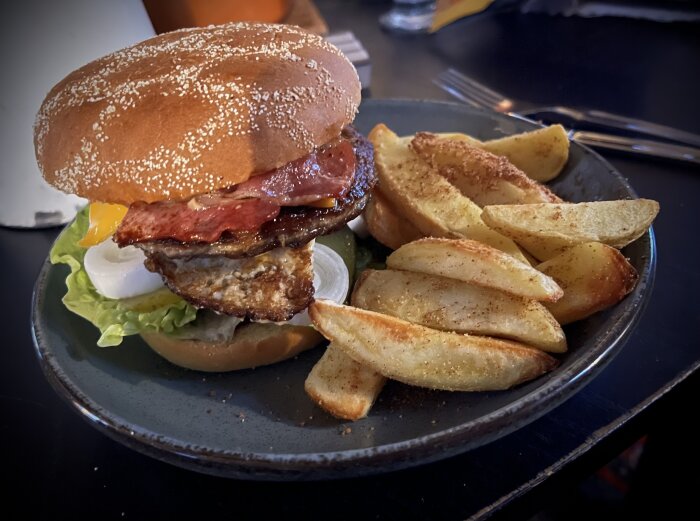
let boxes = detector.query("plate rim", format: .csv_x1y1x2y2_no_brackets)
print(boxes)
31,99,658,479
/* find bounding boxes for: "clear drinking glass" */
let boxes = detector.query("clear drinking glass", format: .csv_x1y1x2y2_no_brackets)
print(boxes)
379,0,436,33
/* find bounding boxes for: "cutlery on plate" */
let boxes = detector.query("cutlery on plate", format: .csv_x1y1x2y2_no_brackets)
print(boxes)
434,68,700,164
571,131,699,164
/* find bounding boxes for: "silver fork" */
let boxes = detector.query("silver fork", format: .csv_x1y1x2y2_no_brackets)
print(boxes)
435,68,700,164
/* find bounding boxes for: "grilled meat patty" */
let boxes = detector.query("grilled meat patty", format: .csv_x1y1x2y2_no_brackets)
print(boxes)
145,242,314,321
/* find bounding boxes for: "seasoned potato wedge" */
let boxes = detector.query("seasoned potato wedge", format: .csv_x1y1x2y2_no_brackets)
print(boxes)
482,199,660,261
410,132,561,206
304,343,387,421
537,242,638,324
368,123,528,263
481,125,570,182
365,190,423,250
309,300,558,391
353,269,566,352
386,238,563,302
435,132,482,146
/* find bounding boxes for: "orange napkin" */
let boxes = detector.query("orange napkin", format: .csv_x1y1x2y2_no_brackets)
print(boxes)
430,0,495,32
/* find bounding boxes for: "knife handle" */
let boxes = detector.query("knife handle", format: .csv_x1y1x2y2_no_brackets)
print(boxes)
573,131,700,165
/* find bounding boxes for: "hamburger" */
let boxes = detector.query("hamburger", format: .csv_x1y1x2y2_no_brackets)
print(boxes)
35,22,376,371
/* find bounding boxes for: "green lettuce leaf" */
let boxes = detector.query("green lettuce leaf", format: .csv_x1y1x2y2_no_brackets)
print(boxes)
50,207,197,347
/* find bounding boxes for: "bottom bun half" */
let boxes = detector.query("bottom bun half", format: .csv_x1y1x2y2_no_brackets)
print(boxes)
140,323,323,372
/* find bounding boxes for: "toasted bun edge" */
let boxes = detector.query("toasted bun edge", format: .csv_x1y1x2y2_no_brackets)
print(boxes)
140,322,323,372
35,22,361,205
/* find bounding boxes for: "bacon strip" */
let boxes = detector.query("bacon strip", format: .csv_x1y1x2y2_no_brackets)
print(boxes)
116,199,280,243
133,126,376,256
230,139,356,205
115,137,356,245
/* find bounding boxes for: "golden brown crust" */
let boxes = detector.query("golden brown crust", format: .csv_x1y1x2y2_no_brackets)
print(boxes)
480,124,569,182
386,238,564,302
367,123,528,262
309,300,558,391
352,268,567,353
304,343,386,421
411,132,562,205
538,242,638,325
481,199,659,261
364,190,423,250
141,322,323,372
35,22,360,205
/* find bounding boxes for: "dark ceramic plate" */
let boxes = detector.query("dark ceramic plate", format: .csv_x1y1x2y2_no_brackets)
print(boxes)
31,100,656,480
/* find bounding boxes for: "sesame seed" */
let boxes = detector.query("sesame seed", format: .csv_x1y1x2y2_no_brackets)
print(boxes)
36,22,359,201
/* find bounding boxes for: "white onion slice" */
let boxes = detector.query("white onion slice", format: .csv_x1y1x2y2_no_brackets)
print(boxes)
85,238,349,323
287,242,350,326
84,238,164,299
347,214,369,238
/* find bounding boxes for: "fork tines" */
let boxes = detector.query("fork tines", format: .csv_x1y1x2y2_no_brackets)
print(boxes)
435,68,513,112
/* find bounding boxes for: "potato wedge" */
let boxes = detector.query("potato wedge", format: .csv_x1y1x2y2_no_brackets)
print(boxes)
482,199,660,261
368,123,528,263
386,238,563,302
410,132,562,206
309,300,558,391
304,343,387,421
481,125,570,182
365,190,423,250
435,132,482,146
353,269,566,352
537,242,638,324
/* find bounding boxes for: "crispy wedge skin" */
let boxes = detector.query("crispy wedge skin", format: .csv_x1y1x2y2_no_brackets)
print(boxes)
435,132,482,146
432,126,569,182
481,125,570,182
368,124,528,263
386,238,563,302
410,132,562,206
309,300,558,391
537,242,638,324
482,199,660,261
353,269,566,352
304,343,387,421
365,190,423,250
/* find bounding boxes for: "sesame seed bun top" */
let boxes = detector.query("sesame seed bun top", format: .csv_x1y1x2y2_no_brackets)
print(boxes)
34,22,361,205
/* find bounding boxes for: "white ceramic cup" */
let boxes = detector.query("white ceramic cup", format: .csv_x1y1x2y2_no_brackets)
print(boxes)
0,0,156,228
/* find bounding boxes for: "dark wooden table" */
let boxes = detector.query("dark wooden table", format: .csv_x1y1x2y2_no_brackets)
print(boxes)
3,1,699,519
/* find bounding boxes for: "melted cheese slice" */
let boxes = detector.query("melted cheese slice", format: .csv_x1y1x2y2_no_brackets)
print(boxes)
308,197,336,208
78,202,128,247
